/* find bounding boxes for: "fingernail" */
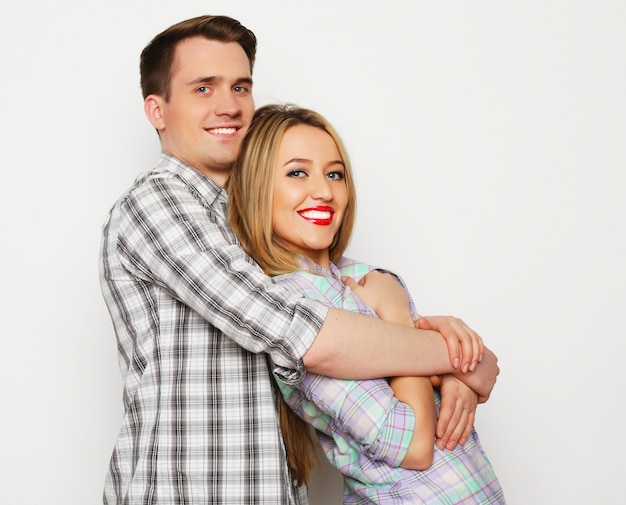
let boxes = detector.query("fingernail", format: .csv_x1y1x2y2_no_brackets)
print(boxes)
470,361,477,372
454,358,460,369
462,363,469,373
479,353,484,363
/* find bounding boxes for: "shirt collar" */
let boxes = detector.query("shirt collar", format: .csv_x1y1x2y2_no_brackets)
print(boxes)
296,255,342,280
158,153,228,212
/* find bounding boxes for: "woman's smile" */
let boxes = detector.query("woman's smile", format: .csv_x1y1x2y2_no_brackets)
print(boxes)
272,124,348,269
297,206,335,225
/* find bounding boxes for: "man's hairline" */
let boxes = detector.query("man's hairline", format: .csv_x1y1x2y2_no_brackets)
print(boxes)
162,35,253,103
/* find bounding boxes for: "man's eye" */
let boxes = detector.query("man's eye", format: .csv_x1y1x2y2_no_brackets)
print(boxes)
197,86,210,94
234,85,249,94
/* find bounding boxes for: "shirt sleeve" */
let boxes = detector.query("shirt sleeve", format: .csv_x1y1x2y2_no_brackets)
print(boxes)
272,270,416,467
110,175,327,372
278,373,415,468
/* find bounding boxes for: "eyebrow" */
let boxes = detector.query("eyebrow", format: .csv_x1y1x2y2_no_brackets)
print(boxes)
187,76,253,87
283,158,344,167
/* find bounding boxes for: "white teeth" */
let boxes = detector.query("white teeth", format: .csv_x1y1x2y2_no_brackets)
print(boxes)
209,127,236,134
300,210,331,219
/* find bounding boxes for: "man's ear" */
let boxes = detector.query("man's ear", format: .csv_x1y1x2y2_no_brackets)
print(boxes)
144,95,165,130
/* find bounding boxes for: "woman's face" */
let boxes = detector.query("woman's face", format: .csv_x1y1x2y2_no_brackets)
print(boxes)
271,124,349,269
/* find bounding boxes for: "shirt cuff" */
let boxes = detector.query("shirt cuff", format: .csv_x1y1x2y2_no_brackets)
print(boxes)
368,398,416,467
272,298,328,385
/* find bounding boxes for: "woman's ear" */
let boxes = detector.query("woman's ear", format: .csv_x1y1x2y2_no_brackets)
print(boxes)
144,95,165,130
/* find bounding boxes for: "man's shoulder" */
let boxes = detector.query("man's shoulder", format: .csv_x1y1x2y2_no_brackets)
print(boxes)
110,155,223,211
105,157,172,204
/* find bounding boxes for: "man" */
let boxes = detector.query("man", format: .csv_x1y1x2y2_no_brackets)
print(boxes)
100,15,499,504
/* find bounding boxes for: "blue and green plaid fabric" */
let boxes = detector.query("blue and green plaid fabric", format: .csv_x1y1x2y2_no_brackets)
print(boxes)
273,257,506,504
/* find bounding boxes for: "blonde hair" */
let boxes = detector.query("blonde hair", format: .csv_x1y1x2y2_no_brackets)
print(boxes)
229,104,356,276
227,104,357,485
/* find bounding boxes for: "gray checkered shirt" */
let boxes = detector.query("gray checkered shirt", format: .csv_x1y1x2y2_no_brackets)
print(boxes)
100,154,327,504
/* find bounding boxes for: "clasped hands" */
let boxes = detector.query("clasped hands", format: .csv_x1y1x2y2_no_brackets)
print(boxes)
345,270,499,451
416,315,498,451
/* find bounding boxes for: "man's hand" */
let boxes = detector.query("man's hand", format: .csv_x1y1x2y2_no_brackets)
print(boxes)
435,375,478,451
416,316,484,373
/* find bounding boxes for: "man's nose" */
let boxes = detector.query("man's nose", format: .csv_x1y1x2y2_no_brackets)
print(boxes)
214,90,240,116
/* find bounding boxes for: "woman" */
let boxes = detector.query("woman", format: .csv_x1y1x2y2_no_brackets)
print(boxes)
228,104,505,504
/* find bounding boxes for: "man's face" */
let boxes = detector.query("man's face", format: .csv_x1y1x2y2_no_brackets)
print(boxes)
148,37,255,185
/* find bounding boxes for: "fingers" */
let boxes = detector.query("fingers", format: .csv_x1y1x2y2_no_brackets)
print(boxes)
437,322,462,370
342,271,382,289
429,375,443,388
439,317,483,373
458,409,475,447
452,318,476,373
435,396,453,450
463,323,483,373
435,376,478,451
341,275,359,290
469,325,484,371
435,394,464,450
442,404,474,450
419,316,473,371
415,317,432,330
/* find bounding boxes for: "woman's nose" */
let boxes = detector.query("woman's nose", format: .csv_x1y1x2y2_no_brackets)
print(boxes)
310,174,332,200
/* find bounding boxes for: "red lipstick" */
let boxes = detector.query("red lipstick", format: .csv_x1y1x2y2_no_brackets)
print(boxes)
297,206,335,226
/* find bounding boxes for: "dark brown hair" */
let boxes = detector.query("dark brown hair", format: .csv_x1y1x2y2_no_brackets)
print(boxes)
140,15,257,101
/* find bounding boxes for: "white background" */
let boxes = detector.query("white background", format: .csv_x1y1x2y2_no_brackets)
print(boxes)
1,1,624,504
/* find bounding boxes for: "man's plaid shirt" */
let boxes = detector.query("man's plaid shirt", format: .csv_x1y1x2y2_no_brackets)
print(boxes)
99,154,327,504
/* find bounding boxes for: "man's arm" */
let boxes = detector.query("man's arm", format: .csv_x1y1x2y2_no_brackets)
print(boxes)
303,308,499,399
117,174,497,393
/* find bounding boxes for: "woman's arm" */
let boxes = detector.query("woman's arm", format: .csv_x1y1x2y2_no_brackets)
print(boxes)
344,270,436,470
388,377,436,469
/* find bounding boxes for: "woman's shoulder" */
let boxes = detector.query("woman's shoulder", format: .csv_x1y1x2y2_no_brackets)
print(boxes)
337,256,398,282
273,268,342,306
336,256,374,279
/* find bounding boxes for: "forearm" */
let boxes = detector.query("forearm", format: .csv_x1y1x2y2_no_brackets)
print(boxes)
376,283,436,468
389,376,436,470
451,347,500,403
303,308,455,379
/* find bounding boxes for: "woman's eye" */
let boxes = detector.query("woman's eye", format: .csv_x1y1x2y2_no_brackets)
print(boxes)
287,170,306,178
327,171,345,180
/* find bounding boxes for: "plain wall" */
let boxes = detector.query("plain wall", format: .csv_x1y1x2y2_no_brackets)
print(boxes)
1,1,624,503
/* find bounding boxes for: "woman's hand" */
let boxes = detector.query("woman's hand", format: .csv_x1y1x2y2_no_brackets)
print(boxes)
452,346,499,403
435,375,478,451
342,271,414,326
